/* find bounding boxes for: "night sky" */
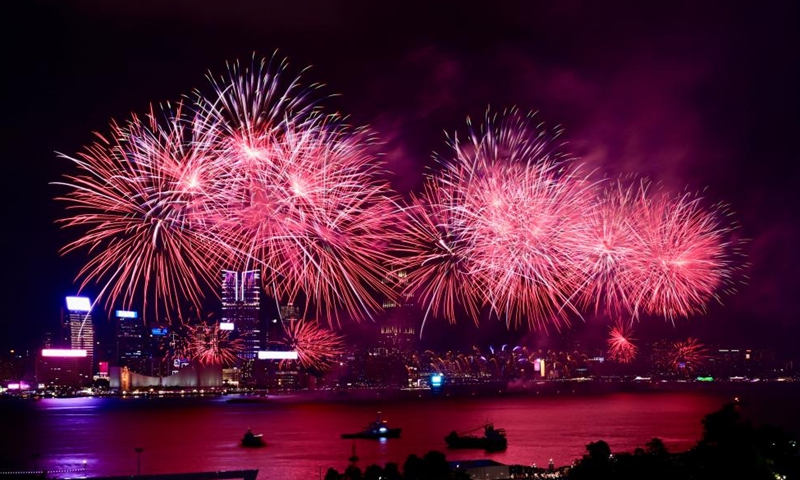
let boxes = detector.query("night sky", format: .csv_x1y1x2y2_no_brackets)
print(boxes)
2,0,798,357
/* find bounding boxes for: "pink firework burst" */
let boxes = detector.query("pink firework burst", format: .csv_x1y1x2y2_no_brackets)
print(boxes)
606,321,639,363
55,103,231,319
393,181,482,327
571,178,643,317
628,187,740,321
184,319,244,367
215,116,398,325
399,108,597,331
279,319,346,371
667,337,709,374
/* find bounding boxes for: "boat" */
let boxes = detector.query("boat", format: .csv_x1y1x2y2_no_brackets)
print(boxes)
445,423,507,451
226,395,269,404
241,428,266,447
341,412,402,439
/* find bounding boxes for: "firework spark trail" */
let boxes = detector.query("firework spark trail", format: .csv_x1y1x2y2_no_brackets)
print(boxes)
279,319,346,371
606,320,638,363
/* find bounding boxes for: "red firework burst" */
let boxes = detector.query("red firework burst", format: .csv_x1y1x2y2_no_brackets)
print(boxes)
398,109,597,331
55,103,231,319
666,337,709,374
184,319,244,367
606,321,638,363
279,319,346,371
56,56,399,325
627,188,739,321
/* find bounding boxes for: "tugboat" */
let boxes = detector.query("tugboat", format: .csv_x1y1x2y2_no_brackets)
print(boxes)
445,423,507,451
341,412,402,439
241,428,266,447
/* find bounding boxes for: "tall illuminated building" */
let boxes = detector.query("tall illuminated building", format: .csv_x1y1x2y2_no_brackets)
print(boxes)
63,296,95,371
221,270,262,361
115,310,150,375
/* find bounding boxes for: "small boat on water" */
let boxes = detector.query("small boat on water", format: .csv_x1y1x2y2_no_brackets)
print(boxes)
445,423,507,451
226,395,269,404
241,428,266,447
341,412,402,439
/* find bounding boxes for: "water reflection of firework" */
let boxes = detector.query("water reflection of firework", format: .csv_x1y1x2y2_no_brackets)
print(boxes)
279,319,345,371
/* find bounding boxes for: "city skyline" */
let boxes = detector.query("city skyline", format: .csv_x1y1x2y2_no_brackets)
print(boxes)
2,0,798,360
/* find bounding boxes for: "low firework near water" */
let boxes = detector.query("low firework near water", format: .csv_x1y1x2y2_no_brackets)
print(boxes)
606,321,639,364
185,320,244,367
278,319,346,371
655,337,709,375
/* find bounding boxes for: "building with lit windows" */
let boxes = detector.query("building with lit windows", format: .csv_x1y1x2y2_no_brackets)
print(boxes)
221,270,261,382
63,296,95,372
115,310,150,375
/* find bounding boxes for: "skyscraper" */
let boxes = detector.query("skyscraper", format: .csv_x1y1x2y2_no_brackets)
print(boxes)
64,296,95,372
221,270,262,361
115,310,150,375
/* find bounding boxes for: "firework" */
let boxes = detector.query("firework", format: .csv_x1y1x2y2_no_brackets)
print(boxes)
606,320,638,363
571,178,642,316
278,319,346,371
392,181,482,327
665,337,708,374
54,103,230,318
397,109,597,331
56,56,398,325
184,319,244,367
627,188,739,321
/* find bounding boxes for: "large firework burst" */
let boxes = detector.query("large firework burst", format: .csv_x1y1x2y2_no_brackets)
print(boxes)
627,189,740,321
54,104,230,318
278,319,346,371
397,109,597,331
56,55,398,324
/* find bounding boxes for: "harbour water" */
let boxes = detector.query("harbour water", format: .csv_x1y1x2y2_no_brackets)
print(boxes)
2,382,798,479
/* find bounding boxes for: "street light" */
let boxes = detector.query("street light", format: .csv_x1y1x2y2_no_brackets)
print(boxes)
135,448,144,476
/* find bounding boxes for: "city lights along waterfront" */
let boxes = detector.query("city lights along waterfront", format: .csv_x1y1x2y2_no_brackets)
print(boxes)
2,383,799,479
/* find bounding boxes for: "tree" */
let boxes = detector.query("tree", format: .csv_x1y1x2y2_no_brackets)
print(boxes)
324,468,340,480
363,465,383,480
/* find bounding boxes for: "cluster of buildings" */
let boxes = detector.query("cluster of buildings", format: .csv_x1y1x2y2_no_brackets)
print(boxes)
0,267,795,394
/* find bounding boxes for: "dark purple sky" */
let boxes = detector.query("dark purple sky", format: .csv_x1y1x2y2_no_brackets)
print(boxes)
2,0,798,357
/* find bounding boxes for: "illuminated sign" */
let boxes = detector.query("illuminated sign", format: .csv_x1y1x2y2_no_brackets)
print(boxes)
430,374,443,387
42,349,88,357
115,310,138,318
66,296,92,312
257,351,299,360
151,327,168,336
220,322,234,331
